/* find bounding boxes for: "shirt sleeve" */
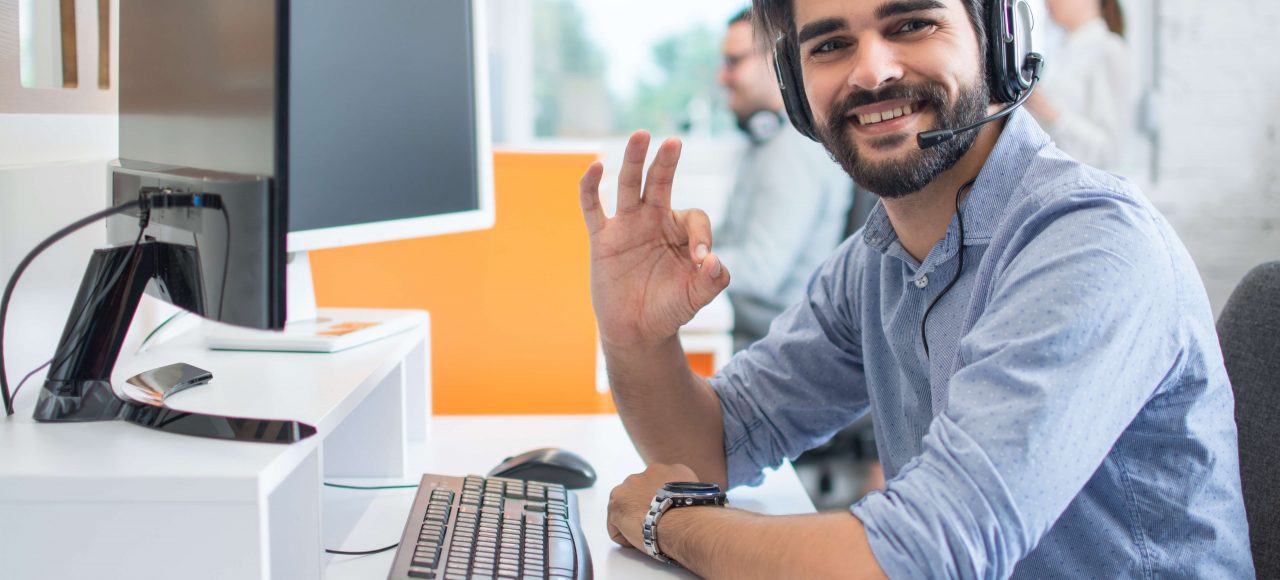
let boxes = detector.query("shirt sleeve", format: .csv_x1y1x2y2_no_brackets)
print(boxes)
715,144,847,302
710,243,871,488
851,191,1182,579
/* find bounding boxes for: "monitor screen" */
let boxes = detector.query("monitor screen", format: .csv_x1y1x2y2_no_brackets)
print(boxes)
285,0,494,251
289,0,477,232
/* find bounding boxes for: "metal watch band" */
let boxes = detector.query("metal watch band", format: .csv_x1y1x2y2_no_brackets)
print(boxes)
642,486,727,566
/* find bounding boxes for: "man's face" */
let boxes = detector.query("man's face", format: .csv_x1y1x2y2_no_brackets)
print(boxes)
793,0,990,197
718,21,782,122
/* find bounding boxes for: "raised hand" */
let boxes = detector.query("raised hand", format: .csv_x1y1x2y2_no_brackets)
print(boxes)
579,131,730,350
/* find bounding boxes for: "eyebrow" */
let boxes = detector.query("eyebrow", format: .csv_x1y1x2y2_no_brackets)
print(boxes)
797,18,847,45
875,0,948,20
796,0,948,45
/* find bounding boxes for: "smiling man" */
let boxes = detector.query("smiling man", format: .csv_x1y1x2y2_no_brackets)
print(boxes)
579,0,1254,577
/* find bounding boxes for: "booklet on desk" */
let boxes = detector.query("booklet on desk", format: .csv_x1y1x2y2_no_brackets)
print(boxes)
204,308,424,353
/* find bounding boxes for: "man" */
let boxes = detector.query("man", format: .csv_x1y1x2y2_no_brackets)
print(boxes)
714,8,853,350
580,0,1253,578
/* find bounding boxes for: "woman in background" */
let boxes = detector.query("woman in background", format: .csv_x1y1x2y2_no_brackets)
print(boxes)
1026,0,1133,171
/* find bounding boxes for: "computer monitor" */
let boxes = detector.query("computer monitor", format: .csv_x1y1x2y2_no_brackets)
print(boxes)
23,0,493,439
117,0,495,321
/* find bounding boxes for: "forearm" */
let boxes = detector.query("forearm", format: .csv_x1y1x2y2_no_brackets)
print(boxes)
660,507,885,579
604,335,728,487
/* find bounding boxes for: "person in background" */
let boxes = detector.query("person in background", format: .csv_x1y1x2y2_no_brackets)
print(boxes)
1025,0,1133,170
714,7,854,351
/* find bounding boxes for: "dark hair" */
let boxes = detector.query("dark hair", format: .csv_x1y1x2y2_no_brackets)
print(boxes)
752,0,987,59
1101,0,1125,38
729,7,752,27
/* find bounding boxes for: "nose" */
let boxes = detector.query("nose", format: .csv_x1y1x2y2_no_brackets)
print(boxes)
717,65,731,88
846,37,903,92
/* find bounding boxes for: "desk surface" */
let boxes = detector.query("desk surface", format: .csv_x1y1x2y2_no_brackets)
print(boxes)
324,415,817,579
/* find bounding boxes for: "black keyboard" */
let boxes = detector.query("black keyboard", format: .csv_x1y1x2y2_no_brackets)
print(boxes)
387,474,593,580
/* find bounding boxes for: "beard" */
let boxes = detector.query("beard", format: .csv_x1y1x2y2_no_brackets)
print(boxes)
817,77,990,199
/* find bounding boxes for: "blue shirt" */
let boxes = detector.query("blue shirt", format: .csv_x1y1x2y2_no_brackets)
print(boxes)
710,109,1254,578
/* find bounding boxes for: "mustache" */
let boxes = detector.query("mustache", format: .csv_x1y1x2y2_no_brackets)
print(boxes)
832,82,950,119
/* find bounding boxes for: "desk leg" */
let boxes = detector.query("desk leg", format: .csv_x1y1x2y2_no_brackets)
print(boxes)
323,362,409,479
403,329,430,442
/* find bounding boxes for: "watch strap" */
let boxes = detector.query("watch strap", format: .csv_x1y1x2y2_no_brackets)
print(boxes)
642,488,727,566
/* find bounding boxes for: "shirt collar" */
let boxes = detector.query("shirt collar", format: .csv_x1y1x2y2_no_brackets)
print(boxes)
861,107,1050,256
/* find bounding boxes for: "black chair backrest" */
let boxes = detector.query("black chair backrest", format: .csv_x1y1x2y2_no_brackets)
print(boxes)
842,185,878,240
1217,260,1280,578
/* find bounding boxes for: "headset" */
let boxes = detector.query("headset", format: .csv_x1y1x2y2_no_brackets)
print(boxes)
739,109,787,144
772,0,1045,149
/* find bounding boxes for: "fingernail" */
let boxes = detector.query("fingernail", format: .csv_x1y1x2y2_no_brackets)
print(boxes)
710,260,722,278
695,244,708,260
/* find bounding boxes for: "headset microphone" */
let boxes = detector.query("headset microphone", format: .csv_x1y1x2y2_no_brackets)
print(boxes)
916,52,1044,150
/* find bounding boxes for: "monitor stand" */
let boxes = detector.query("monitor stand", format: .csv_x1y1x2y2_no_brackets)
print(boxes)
202,250,424,353
32,240,316,443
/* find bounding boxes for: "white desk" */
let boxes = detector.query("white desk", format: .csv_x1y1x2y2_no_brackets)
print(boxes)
1,309,432,580
324,416,816,580
0,309,815,579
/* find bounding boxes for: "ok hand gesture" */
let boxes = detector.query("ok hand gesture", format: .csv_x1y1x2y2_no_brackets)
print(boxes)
579,131,730,350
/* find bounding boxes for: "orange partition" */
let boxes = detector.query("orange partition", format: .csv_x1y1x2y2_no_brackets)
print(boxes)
310,151,617,415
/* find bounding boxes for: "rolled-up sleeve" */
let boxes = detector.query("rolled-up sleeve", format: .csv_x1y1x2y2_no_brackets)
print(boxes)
711,243,871,488
851,193,1181,579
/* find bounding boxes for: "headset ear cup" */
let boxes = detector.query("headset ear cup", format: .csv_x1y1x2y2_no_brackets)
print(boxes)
773,37,820,142
985,0,1036,103
985,0,1013,102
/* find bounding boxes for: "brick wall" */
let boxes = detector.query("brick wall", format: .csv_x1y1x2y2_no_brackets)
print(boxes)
1148,0,1280,314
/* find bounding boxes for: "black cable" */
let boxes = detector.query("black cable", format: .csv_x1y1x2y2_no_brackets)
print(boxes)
218,207,231,319
921,178,976,359
1,200,144,416
325,543,399,556
9,358,53,405
45,224,147,381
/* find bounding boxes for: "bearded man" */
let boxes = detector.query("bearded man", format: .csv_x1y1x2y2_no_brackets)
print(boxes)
579,0,1255,576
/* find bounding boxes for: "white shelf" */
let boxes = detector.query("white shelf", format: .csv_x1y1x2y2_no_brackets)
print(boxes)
0,308,431,580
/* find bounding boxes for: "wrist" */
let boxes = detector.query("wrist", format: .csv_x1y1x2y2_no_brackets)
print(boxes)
643,482,728,566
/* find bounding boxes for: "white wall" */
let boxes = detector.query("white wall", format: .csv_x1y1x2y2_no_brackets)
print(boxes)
1146,0,1280,314
0,114,166,411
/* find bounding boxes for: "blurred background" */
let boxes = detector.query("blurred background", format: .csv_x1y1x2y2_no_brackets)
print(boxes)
3,0,1277,511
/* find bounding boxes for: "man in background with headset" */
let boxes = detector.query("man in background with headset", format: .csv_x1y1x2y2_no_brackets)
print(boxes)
715,7,853,352
580,0,1253,577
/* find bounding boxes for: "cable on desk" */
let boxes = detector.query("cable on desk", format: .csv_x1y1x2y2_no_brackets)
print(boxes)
324,482,419,490
325,543,398,556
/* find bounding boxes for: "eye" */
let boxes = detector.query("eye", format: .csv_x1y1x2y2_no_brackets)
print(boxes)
810,38,850,56
894,19,938,36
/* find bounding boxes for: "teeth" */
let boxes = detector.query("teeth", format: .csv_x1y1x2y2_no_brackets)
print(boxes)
857,104,917,125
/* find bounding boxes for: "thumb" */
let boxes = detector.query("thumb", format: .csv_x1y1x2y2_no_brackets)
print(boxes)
690,252,730,309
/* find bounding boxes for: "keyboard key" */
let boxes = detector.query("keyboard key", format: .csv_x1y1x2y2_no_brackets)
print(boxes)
407,567,435,578
547,537,575,571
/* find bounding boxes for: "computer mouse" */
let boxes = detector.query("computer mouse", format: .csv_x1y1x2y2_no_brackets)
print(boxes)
487,447,597,490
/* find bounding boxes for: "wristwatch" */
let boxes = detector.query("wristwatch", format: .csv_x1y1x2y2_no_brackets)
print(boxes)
642,482,727,565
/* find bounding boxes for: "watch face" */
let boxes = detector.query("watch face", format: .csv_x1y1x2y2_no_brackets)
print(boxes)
664,482,721,494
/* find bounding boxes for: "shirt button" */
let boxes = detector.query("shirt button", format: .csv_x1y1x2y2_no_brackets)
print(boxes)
915,275,929,289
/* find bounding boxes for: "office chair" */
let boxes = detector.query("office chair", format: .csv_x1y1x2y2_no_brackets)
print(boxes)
842,184,878,240
1216,260,1280,578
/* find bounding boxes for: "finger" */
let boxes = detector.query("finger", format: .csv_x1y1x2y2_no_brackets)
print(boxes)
617,131,651,213
642,138,682,209
675,209,713,264
579,161,607,234
608,524,633,548
690,252,731,308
